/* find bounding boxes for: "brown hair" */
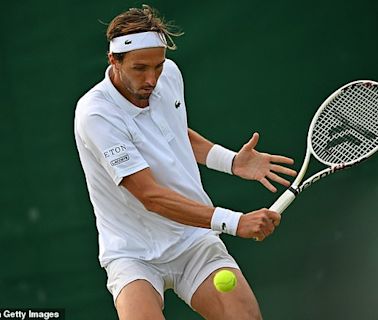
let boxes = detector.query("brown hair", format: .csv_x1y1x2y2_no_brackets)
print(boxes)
106,5,183,61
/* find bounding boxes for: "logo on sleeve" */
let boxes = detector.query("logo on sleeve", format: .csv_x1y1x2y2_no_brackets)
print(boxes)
103,144,130,166
175,100,181,109
110,155,129,166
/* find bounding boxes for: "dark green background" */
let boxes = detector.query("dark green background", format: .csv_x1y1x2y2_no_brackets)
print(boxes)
1,0,377,319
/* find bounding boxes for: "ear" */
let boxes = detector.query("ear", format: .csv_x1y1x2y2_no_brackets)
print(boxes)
108,52,116,66
108,52,122,73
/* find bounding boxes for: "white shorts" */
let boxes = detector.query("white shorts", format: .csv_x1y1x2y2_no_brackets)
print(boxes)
105,234,239,308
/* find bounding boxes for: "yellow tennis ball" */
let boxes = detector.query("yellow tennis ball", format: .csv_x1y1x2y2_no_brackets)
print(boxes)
213,270,237,292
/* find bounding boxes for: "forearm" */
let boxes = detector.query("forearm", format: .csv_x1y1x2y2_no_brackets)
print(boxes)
143,184,242,236
141,183,279,240
121,170,213,227
188,128,214,165
142,184,214,228
121,167,278,239
121,168,242,235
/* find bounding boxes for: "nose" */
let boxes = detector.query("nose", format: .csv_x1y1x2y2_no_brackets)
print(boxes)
145,69,158,87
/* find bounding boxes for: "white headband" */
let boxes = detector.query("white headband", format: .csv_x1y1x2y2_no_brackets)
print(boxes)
109,31,167,53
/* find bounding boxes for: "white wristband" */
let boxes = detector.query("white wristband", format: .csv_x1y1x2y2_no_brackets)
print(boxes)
206,144,237,175
211,207,243,236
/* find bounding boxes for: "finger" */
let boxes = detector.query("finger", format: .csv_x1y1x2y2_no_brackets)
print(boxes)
266,210,281,226
254,231,265,241
267,172,291,187
259,177,277,193
261,214,276,233
270,155,295,165
262,219,275,235
271,164,297,177
258,225,275,240
242,132,259,151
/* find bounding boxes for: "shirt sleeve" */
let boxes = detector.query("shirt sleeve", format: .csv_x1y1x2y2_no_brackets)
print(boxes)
78,111,149,185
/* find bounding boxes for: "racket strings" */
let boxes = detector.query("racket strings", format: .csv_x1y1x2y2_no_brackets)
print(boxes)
311,82,378,164
337,85,377,135
333,85,377,154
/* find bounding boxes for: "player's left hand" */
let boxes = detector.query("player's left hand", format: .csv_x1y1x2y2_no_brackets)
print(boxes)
232,132,297,192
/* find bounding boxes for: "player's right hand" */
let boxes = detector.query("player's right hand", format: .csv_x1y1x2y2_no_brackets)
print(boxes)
236,208,281,240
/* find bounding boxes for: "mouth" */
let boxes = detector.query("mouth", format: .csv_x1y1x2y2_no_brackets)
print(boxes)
141,86,154,93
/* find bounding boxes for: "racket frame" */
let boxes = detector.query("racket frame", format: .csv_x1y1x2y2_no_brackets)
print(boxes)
269,80,378,214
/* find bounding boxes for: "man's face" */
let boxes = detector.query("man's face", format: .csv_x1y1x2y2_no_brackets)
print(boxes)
111,47,166,106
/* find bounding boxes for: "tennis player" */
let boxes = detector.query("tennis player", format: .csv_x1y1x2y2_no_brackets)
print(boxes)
74,5,296,320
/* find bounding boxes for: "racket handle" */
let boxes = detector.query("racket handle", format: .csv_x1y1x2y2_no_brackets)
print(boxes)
269,189,296,214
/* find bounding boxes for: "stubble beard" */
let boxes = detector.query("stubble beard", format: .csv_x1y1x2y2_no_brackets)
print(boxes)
117,69,152,104
134,91,151,101
123,78,153,103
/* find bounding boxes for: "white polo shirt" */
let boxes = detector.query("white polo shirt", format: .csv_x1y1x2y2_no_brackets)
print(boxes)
74,59,216,267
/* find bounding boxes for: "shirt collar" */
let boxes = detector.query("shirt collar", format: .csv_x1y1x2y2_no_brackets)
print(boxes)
103,65,161,117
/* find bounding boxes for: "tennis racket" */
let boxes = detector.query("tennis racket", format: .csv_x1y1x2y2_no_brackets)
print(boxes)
269,80,378,214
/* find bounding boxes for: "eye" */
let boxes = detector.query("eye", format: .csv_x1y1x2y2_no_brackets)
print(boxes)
133,65,146,71
156,61,165,69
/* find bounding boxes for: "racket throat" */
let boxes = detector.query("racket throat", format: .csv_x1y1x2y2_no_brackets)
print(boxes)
297,163,351,193
288,186,299,196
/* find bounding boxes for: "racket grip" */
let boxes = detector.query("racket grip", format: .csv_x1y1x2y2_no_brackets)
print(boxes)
269,189,296,214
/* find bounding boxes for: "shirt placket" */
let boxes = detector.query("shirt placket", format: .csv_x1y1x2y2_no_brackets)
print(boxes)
150,109,175,142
